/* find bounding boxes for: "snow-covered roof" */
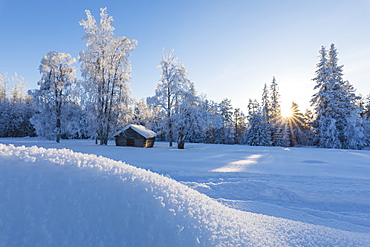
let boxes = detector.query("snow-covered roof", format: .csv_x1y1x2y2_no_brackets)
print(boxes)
114,124,156,138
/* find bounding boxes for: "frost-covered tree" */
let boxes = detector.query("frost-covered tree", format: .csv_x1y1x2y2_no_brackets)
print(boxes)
172,82,206,149
10,73,28,103
149,50,212,148
340,81,365,149
311,45,341,148
287,102,310,146
269,77,283,146
362,95,370,146
270,77,281,121
362,94,370,118
0,100,35,137
79,8,136,145
243,99,271,146
261,83,270,120
233,108,246,144
303,109,315,145
218,98,235,144
0,72,35,137
311,44,364,149
202,99,223,144
131,98,153,126
149,49,189,147
280,121,291,147
31,51,76,143
0,72,8,102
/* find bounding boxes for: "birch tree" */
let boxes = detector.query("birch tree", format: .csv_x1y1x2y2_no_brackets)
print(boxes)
0,72,8,102
31,51,76,143
150,49,187,147
79,8,137,145
10,73,28,103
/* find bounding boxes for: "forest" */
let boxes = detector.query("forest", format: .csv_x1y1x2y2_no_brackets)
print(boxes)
1,8,369,150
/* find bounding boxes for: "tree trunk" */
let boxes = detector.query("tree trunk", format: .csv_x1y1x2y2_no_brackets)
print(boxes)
169,122,173,147
55,92,61,143
177,140,185,149
56,117,61,143
177,134,186,149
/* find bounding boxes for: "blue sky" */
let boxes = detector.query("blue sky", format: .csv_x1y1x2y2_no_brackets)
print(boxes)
1,0,370,115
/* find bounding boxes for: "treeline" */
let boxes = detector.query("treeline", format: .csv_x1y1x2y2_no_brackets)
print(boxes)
1,8,370,150
0,72,35,137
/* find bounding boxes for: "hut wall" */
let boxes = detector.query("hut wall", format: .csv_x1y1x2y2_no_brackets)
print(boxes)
115,137,127,146
115,127,155,148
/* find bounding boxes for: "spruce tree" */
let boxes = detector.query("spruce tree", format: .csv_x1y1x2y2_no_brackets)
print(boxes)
243,99,270,146
311,45,341,148
311,44,364,149
233,108,246,144
288,102,309,146
269,77,283,146
219,98,235,144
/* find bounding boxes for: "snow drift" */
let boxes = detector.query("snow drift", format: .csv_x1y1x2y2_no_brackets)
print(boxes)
0,144,368,246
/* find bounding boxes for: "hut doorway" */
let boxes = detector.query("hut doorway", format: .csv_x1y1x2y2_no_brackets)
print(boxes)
127,139,135,146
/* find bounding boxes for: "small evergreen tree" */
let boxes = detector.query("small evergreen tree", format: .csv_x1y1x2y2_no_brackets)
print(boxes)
269,77,283,146
233,108,246,144
243,99,271,146
287,102,310,146
219,98,235,144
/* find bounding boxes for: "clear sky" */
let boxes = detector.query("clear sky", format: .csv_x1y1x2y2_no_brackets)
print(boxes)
1,0,370,115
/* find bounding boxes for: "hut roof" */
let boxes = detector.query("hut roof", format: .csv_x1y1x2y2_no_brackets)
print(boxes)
114,124,157,139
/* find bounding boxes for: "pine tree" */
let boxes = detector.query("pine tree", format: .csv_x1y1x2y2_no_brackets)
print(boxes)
362,95,370,146
311,44,364,149
287,102,309,146
303,109,315,145
261,83,270,121
233,108,246,144
280,121,291,147
243,99,271,146
269,77,283,146
340,81,365,149
311,45,341,148
219,98,234,144
270,77,281,122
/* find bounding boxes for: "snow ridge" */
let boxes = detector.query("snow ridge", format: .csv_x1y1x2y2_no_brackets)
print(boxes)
0,144,368,246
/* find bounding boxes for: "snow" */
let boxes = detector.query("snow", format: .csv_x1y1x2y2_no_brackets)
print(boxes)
0,138,369,246
114,124,157,138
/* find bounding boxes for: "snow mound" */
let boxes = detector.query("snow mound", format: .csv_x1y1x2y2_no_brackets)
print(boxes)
0,144,368,246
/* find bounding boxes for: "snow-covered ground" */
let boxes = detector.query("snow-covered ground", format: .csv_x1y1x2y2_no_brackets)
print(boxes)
0,138,369,246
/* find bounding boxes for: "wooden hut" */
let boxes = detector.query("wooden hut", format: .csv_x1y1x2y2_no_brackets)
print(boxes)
114,124,156,148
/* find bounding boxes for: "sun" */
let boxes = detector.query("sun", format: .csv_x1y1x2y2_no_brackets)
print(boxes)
281,104,293,119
